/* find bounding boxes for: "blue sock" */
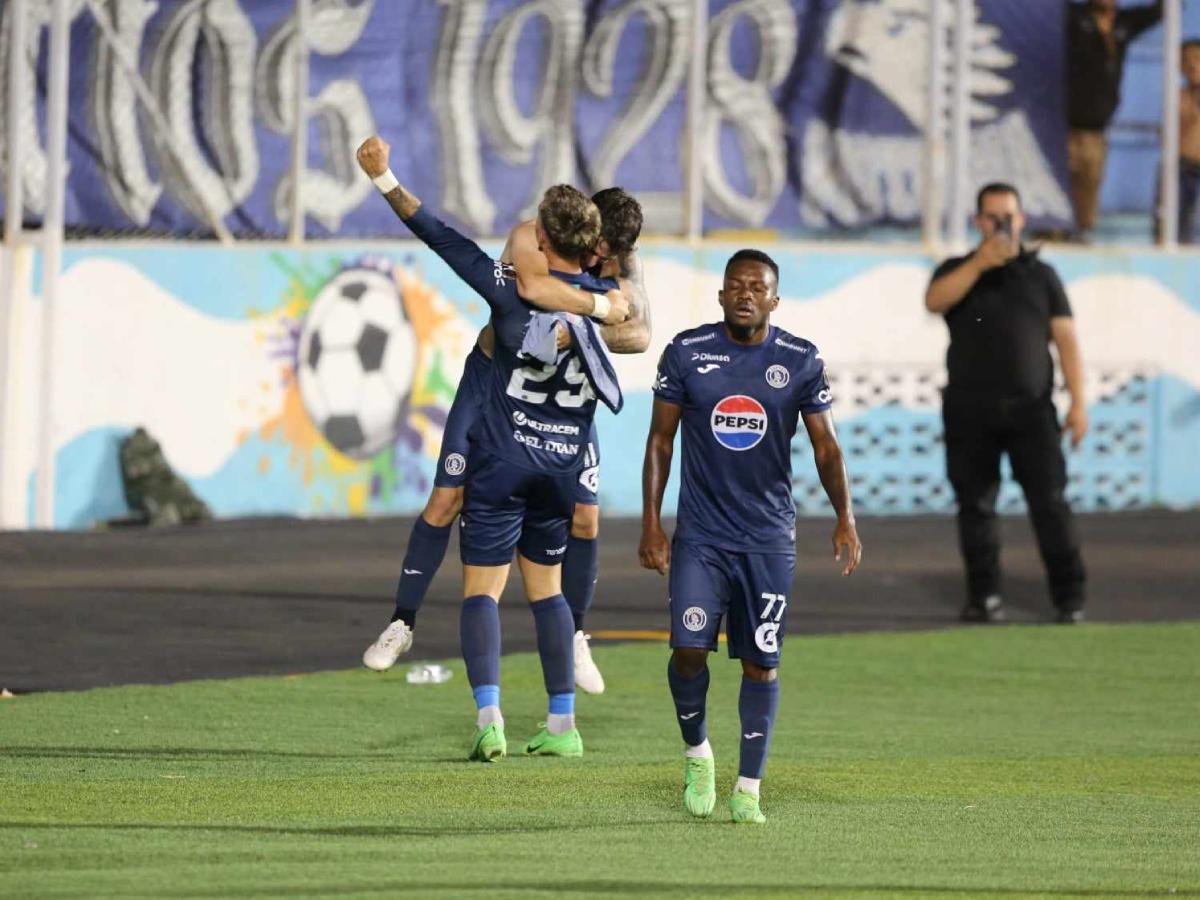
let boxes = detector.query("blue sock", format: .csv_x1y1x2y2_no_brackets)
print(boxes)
391,517,452,626
459,595,501,699
562,535,599,632
530,594,574,712
738,677,780,779
472,685,500,711
667,659,710,747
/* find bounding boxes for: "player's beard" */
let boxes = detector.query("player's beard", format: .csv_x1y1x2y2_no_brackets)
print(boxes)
726,317,768,344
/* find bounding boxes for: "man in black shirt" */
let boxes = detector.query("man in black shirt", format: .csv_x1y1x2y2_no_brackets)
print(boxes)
1065,0,1162,239
926,183,1089,624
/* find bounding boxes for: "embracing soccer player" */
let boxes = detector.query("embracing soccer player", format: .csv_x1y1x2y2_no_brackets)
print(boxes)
639,249,863,823
358,140,650,695
358,137,631,760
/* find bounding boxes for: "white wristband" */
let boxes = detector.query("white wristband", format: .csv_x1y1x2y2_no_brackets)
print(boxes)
372,169,399,194
591,292,611,320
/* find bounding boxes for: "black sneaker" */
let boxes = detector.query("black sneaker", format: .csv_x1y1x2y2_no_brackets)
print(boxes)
961,595,1006,623
1056,609,1086,624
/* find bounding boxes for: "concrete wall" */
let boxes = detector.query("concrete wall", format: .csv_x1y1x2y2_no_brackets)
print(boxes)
1,241,1197,529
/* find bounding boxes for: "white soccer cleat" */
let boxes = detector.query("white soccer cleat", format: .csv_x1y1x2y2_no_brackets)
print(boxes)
362,620,414,671
573,630,605,695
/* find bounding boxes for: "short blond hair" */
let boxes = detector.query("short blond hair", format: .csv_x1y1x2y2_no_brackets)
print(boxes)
537,185,602,264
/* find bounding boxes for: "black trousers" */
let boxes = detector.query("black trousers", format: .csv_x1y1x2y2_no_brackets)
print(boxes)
942,390,1086,611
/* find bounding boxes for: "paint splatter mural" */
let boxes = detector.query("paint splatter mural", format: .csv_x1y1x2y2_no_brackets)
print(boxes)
2,242,1197,529
252,255,476,516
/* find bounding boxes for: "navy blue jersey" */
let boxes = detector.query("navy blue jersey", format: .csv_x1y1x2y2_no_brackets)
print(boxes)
653,323,832,554
404,206,617,474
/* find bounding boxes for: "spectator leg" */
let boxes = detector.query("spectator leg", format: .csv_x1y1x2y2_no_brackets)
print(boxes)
944,396,1004,606
1006,400,1087,613
1067,129,1106,236
1179,162,1200,245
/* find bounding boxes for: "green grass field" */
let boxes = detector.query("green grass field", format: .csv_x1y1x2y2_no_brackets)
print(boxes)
2,623,1199,899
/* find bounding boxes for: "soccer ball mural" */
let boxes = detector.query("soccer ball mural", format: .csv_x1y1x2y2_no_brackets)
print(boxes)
296,267,417,459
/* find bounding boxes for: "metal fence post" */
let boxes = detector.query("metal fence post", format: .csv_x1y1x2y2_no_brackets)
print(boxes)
288,0,311,245
1159,0,1181,249
684,0,707,240
34,0,71,529
3,0,27,247
0,0,30,526
946,0,972,251
922,0,947,250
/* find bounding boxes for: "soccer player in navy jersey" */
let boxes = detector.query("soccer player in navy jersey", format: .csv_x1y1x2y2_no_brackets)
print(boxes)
640,249,863,823
494,199,650,692
356,136,631,761
358,138,650,697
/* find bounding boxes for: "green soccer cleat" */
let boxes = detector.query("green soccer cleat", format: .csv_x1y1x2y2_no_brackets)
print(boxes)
523,726,583,757
729,789,767,824
468,722,507,762
682,756,716,818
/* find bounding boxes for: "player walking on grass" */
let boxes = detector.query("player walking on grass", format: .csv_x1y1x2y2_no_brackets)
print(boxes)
639,249,862,823
357,137,630,761
360,164,650,697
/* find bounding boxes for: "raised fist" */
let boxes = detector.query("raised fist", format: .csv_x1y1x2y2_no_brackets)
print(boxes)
601,289,630,326
356,136,390,178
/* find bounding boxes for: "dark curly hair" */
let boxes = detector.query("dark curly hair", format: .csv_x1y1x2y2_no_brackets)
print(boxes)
591,187,643,259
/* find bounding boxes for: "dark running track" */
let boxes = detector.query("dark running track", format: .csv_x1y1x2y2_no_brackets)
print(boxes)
1,512,1198,693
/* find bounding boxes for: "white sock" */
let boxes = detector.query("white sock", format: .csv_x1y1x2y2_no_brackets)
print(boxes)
476,705,503,728
735,776,761,797
546,712,575,735
684,739,713,759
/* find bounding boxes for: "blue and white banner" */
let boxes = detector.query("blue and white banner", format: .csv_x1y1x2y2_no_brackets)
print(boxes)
0,0,1071,238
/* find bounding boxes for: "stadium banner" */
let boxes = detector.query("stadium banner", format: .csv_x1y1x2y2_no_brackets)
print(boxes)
0,0,1071,239
0,241,1196,529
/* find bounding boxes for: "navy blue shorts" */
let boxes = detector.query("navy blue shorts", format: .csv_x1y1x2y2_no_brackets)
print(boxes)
435,346,491,488
436,346,600,502
668,539,796,668
459,453,578,567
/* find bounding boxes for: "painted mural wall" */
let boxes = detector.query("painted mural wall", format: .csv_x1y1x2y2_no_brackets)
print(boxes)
1,241,1197,529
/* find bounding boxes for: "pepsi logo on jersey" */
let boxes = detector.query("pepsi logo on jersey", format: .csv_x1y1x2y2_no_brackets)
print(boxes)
710,395,768,451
